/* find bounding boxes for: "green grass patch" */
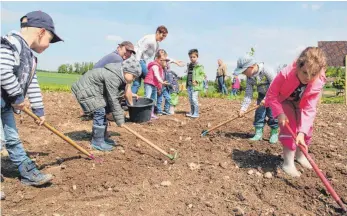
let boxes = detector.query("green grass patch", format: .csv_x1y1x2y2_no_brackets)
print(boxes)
322,95,344,104
37,72,81,92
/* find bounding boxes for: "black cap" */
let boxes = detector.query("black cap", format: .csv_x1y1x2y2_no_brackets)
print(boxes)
20,11,63,43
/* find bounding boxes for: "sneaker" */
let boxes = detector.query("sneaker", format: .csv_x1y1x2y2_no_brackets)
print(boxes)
18,159,53,186
190,114,199,118
162,111,171,115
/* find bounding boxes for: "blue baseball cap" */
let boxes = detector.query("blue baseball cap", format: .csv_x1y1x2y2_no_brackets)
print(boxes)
233,54,256,75
20,11,63,43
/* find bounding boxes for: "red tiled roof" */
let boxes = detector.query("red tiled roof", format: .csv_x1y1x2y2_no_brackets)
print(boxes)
318,41,347,67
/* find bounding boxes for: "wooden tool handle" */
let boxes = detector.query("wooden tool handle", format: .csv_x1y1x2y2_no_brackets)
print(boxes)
206,105,259,134
122,124,171,157
23,108,93,158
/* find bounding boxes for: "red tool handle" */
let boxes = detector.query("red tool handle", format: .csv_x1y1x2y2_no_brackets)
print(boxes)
285,122,346,211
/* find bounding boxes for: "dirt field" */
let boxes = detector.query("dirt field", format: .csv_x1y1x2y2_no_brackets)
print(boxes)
1,92,347,216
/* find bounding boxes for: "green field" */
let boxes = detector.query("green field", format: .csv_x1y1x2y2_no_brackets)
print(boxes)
37,72,81,92
36,72,344,104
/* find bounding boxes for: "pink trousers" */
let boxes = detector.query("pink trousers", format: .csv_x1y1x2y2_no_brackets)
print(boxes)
279,100,313,151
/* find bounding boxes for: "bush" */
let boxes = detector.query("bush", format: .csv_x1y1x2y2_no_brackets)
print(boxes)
332,78,345,90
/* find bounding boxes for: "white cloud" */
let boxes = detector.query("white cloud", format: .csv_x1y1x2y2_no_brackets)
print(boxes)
106,35,123,42
302,3,322,11
311,4,322,11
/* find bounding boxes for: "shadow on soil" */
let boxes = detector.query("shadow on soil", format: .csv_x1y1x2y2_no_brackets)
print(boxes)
231,149,282,172
64,130,120,142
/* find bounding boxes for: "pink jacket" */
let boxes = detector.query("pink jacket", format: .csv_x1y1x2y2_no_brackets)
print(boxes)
232,77,240,89
265,60,326,135
144,61,164,90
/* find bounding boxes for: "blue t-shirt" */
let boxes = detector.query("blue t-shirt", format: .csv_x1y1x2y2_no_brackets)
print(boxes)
93,51,123,69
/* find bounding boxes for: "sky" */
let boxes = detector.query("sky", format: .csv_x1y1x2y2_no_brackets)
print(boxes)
1,1,347,80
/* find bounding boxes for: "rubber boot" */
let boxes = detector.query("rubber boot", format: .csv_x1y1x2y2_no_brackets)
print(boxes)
151,107,158,119
91,125,114,151
104,125,116,146
186,105,194,117
191,105,199,118
249,127,263,141
282,147,301,177
295,148,312,169
18,159,53,186
269,128,279,144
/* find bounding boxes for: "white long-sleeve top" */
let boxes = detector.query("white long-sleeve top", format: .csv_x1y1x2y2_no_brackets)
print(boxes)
134,34,159,62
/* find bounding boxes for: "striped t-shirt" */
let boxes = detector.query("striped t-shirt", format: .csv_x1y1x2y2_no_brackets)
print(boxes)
1,31,44,117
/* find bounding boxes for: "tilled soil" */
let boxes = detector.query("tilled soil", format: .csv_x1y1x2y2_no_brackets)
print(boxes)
1,92,347,216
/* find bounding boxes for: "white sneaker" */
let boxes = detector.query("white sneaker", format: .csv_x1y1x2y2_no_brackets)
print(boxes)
282,147,301,177
295,149,312,169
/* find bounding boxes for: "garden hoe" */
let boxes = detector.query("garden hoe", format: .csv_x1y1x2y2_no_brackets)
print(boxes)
201,105,259,137
23,108,102,163
285,122,346,212
122,124,178,160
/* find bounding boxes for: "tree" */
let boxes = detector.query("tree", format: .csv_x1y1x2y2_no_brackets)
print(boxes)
68,64,73,73
326,66,345,78
88,62,94,71
74,62,80,74
57,64,67,73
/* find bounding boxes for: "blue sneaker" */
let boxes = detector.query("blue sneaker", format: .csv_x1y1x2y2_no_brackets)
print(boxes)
91,125,114,151
18,159,53,186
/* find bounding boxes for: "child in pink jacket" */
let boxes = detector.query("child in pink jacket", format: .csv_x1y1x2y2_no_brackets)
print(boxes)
265,47,327,177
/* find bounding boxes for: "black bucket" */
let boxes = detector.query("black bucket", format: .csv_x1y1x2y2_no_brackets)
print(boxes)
128,97,154,123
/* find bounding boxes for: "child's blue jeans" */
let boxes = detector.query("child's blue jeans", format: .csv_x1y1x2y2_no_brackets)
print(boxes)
187,86,199,115
144,84,158,103
157,88,171,113
1,100,30,167
254,93,278,129
131,60,148,94
231,88,238,96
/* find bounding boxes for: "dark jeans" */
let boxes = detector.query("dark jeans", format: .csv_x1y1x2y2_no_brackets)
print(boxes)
93,108,107,127
254,93,278,129
217,76,228,95
131,60,148,94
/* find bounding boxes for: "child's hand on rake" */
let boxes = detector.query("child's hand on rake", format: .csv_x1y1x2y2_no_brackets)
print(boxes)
35,116,45,126
239,110,245,117
278,113,289,127
12,98,31,111
260,100,265,106
296,132,308,152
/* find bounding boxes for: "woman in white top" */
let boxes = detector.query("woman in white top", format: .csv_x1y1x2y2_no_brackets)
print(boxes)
131,25,184,94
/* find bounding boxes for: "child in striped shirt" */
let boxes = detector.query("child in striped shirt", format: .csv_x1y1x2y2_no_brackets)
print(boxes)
1,11,63,190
